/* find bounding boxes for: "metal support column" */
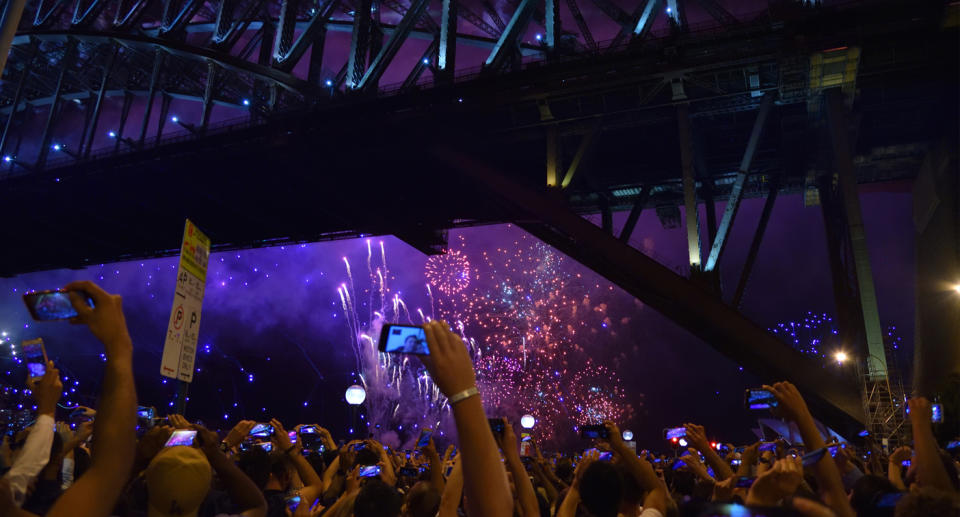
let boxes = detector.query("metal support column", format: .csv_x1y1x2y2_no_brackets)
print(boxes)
138,49,165,146
37,39,78,169
731,176,779,309
201,61,216,130
484,0,534,72
114,92,133,152
677,104,701,271
0,43,36,161
357,0,430,92
346,0,373,89
0,0,28,79
544,0,559,52
561,123,598,188
826,89,887,379
704,92,774,272
619,187,649,243
83,45,117,158
546,125,559,187
437,0,457,84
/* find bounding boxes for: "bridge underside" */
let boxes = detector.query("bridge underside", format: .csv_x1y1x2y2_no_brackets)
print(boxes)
0,0,956,435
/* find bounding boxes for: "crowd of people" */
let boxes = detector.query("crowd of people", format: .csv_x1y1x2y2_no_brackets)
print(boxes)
0,281,958,517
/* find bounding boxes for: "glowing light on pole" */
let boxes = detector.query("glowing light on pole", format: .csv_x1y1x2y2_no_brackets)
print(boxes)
520,414,535,429
834,351,848,364
622,429,634,441
345,384,366,405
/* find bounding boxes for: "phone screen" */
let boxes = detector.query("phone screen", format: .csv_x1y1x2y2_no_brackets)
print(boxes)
164,429,197,447
300,426,317,434
285,496,301,512
580,425,608,439
731,459,741,466
417,429,433,448
379,324,430,355
23,290,94,321
931,404,943,423
137,407,155,420
22,339,46,379
288,431,298,442
744,389,778,410
598,451,613,461
249,423,273,437
359,465,381,477
258,442,273,452
664,427,686,440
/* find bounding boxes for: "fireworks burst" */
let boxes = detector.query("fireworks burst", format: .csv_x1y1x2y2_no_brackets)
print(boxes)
425,250,471,295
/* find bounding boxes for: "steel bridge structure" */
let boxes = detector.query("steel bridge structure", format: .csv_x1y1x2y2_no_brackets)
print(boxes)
0,0,957,435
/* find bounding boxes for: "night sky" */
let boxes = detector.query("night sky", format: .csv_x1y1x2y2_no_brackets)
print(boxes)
0,188,913,450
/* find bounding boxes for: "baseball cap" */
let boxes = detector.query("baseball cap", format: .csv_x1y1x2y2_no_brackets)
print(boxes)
145,446,213,517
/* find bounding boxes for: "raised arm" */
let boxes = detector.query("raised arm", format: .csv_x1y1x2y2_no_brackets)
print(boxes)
437,455,463,517
684,423,735,481
886,446,911,491
497,420,539,517
195,426,267,517
5,363,60,507
556,449,598,517
765,382,854,517
271,420,324,493
421,320,513,517
603,421,667,514
421,437,446,492
47,281,138,517
908,397,955,492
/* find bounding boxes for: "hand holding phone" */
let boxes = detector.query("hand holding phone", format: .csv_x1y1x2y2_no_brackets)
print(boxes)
21,338,48,382
358,465,382,477
744,389,778,410
663,427,686,440
416,429,433,448
249,422,273,437
580,424,610,440
488,418,505,437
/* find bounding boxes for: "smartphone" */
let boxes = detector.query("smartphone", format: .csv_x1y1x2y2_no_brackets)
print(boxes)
285,496,301,512
249,423,273,437
758,442,777,452
946,440,960,451
580,425,609,439
735,477,756,488
378,324,429,355
257,442,273,452
488,418,505,436
417,429,433,448
731,458,742,466
288,431,298,443
22,338,47,382
137,406,155,420
359,465,381,477
857,430,870,437
744,389,778,410
598,451,613,461
23,290,94,321
300,425,318,434
164,429,197,447
828,445,839,457
901,460,911,467
399,466,419,476
663,427,686,440
931,404,943,423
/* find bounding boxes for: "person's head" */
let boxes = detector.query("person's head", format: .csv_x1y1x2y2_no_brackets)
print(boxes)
579,462,623,517
849,474,897,516
237,447,271,490
402,481,440,517
145,446,212,517
404,336,418,348
894,486,960,517
356,447,380,467
354,479,402,517
555,457,574,484
266,451,293,491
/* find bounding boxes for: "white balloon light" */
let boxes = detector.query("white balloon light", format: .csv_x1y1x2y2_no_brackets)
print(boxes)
622,430,634,441
345,384,366,406
520,414,536,429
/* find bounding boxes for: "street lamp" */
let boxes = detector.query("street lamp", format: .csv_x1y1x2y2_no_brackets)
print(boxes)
520,414,536,429
345,384,366,405
834,351,848,364
622,429,634,441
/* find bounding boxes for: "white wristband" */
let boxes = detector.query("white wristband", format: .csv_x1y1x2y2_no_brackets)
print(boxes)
447,386,479,405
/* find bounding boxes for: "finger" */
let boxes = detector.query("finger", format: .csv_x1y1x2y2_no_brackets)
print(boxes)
423,321,443,356
63,281,110,305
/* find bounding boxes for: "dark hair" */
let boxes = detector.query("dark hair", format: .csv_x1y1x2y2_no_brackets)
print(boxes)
354,480,402,517
403,481,440,517
356,448,380,466
237,448,271,490
579,462,623,517
895,486,960,517
555,458,574,485
850,474,897,517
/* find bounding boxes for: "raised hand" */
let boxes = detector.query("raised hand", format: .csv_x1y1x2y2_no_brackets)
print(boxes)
271,419,294,451
602,421,624,451
889,446,912,464
572,449,599,489
74,420,95,444
193,425,223,456
65,280,132,355
907,397,932,425
224,420,256,449
746,456,803,506
419,320,476,398
764,382,813,425
683,423,710,451
167,414,191,430
31,361,62,416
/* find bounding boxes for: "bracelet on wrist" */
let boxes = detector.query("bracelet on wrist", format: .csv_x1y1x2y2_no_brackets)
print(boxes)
447,386,479,405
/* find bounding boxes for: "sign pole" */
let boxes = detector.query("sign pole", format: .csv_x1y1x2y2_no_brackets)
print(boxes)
161,219,211,409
